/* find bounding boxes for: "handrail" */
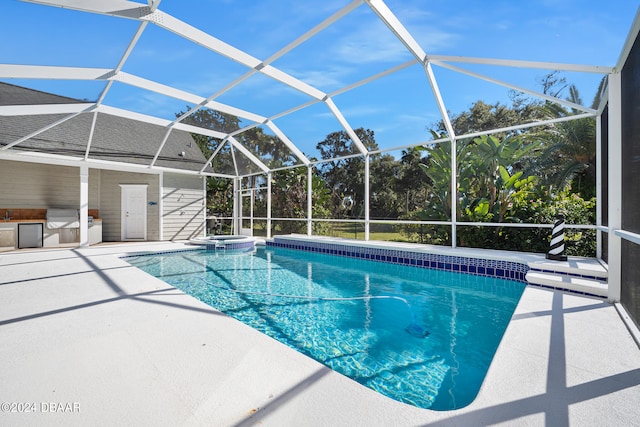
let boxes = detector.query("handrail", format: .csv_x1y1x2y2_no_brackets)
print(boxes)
614,229,640,246
218,216,598,229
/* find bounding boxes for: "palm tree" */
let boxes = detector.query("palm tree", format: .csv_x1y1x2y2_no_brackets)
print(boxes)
534,85,596,198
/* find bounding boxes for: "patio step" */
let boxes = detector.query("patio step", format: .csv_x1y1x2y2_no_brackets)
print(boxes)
526,258,608,297
527,258,608,280
525,270,608,298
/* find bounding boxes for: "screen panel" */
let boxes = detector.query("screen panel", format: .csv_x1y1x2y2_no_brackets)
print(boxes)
620,28,640,326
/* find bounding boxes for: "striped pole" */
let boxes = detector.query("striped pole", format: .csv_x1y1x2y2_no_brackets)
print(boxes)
546,215,567,261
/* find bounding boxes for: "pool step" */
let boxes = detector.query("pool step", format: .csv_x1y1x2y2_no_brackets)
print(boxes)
525,258,608,298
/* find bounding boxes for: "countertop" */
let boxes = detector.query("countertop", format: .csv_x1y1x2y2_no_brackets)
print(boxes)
0,219,102,223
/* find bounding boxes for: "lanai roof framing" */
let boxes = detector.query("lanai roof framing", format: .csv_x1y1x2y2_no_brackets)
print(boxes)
0,0,616,178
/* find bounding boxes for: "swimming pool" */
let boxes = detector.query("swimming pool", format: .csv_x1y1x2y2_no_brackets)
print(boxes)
126,246,525,410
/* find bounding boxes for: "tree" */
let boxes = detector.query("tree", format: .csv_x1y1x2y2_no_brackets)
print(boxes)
469,134,541,216
315,128,377,218
417,138,453,220
177,107,305,218
533,84,596,198
176,108,242,217
369,153,402,219
415,134,539,221
179,108,240,158
270,167,331,234
432,99,546,138
398,146,432,214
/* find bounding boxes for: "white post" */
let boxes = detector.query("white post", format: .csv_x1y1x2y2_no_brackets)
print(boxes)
451,137,457,248
424,62,457,247
79,165,89,247
233,177,240,235
307,165,313,236
607,72,622,303
364,153,370,241
250,184,254,236
159,171,164,240
267,172,272,239
595,114,602,260
202,175,207,237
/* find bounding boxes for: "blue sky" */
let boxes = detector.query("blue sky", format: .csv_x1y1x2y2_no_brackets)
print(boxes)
1,0,638,161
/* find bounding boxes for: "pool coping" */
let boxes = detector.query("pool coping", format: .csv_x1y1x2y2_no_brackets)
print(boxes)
271,234,608,297
270,235,529,281
1,240,639,426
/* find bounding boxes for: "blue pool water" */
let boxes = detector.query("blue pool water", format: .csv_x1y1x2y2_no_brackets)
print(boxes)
126,247,525,410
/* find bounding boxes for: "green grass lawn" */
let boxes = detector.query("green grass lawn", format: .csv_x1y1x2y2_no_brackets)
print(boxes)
261,222,417,243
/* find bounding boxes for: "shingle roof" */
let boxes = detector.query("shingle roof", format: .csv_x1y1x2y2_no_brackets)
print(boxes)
0,82,88,106
0,82,213,173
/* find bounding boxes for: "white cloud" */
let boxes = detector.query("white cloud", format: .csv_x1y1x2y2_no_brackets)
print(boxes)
129,91,182,117
282,65,355,91
296,5,458,69
391,6,459,53
311,104,387,120
179,71,243,97
133,47,194,63
341,104,388,118
332,20,413,64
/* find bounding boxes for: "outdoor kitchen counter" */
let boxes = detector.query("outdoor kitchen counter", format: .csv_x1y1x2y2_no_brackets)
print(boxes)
0,219,48,222
0,219,102,249
0,219,103,222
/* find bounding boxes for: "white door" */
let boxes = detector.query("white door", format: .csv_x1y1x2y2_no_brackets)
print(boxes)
120,185,147,240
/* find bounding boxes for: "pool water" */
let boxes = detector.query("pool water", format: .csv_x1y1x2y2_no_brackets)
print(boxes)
127,247,525,410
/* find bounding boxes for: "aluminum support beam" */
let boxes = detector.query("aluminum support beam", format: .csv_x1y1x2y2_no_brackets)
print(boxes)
84,111,99,160
227,136,269,173
233,178,240,234
229,145,239,177
364,154,370,241
365,0,427,63
307,165,313,236
79,165,89,247
200,138,229,174
264,120,310,166
428,55,613,74
0,65,265,122
0,103,94,116
423,62,458,247
596,114,602,260
96,20,149,105
0,64,112,80
0,106,95,151
324,98,368,154
432,61,596,114
267,172,272,239
607,72,622,302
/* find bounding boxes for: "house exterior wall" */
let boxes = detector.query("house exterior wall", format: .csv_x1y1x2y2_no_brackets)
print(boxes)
0,160,99,208
1,160,205,243
162,173,205,241
99,170,160,241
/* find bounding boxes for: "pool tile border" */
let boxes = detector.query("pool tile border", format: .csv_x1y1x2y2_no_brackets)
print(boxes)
120,241,255,259
525,282,604,298
120,247,203,259
202,240,256,251
268,237,529,283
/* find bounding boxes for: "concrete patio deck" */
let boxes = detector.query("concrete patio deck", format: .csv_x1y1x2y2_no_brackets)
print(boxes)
1,242,639,426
